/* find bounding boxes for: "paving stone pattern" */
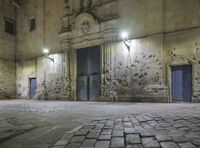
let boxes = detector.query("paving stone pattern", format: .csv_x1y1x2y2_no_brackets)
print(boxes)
0,101,200,148
51,115,200,148
0,124,35,143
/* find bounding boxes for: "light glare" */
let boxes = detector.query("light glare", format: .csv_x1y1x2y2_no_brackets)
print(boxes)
121,32,128,40
43,48,49,54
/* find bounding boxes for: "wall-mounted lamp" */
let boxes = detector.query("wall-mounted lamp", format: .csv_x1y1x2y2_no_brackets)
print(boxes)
43,48,54,63
121,31,131,52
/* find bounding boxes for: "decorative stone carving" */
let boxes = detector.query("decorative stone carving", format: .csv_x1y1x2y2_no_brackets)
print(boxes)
81,21,91,34
64,7,70,16
82,0,92,10
74,13,99,36
59,0,120,101
64,0,70,15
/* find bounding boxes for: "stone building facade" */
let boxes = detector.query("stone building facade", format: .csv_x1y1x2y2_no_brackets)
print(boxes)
0,0,200,102
0,0,16,99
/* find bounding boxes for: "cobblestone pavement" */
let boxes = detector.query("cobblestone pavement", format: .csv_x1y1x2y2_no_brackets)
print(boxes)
0,100,199,148
52,115,200,148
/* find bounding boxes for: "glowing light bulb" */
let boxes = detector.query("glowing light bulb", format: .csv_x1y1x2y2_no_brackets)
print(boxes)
121,32,128,40
43,48,49,54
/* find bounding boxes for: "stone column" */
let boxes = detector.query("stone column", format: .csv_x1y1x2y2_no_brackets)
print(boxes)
60,36,72,100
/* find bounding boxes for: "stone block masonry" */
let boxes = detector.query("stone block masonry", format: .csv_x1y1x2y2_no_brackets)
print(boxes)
0,59,16,99
0,0,16,99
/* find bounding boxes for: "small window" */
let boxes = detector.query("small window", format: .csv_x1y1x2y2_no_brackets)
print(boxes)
5,20,16,35
30,18,36,31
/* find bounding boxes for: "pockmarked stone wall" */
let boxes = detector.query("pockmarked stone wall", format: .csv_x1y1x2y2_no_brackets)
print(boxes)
11,0,200,102
16,54,70,100
101,35,168,102
164,28,200,102
34,54,70,100
16,60,36,99
0,0,16,99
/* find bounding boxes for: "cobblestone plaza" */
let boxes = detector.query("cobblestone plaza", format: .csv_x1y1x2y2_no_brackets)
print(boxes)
0,100,199,148
1,0,200,147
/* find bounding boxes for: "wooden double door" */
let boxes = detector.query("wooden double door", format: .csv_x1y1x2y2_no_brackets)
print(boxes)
77,46,101,101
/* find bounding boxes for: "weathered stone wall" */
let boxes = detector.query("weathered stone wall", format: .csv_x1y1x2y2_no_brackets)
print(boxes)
15,0,200,58
35,54,70,100
16,0,65,60
164,0,200,32
16,54,70,100
118,0,163,38
101,35,168,102
16,59,36,99
164,28,200,102
0,0,16,99
15,0,200,102
0,59,16,99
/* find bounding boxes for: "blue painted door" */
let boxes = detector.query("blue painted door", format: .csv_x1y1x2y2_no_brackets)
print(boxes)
77,46,100,101
172,65,192,102
30,78,37,99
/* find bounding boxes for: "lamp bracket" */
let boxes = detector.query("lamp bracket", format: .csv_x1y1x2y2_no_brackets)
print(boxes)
44,55,54,63
123,40,131,52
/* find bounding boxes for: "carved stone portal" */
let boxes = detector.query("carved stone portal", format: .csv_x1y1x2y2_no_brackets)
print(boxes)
60,1,119,101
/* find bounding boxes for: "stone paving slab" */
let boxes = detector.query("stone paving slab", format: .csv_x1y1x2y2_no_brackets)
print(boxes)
0,124,35,143
160,142,179,148
50,115,200,148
